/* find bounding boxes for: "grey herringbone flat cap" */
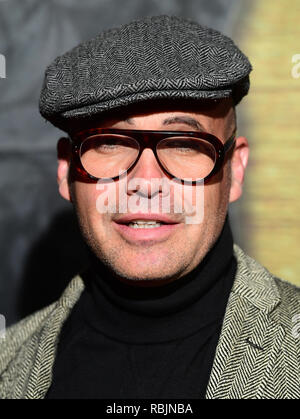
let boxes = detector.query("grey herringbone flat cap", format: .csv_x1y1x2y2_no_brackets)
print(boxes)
39,15,252,132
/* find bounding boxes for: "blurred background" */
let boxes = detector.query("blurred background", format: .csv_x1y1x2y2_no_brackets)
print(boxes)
0,0,299,326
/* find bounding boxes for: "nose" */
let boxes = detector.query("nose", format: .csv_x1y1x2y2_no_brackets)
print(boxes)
126,148,168,198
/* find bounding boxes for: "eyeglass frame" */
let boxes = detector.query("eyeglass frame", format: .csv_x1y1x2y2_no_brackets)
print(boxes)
69,128,236,185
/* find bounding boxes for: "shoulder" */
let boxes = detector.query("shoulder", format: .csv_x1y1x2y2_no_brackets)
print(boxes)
233,244,300,329
0,303,56,368
0,275,84,398
272,276,300,335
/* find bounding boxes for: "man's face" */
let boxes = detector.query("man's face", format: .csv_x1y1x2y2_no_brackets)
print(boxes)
58,100,248,286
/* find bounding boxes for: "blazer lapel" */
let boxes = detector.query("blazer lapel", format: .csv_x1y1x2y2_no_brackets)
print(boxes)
206,245,286,399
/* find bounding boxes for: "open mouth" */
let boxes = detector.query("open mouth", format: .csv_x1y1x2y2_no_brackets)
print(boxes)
125,220,166,229
114,214,179,227
113,215,180,242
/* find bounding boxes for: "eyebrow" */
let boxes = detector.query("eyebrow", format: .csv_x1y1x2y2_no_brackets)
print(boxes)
125,116,205,131
162,116,205,131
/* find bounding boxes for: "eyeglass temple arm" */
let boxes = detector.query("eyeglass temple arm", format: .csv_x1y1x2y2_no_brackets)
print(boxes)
224,130,236,154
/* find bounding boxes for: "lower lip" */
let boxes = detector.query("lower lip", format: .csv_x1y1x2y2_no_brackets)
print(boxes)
113,222,181,243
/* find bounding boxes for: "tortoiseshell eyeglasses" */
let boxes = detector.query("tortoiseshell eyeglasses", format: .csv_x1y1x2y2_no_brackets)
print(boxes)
69,128,236,184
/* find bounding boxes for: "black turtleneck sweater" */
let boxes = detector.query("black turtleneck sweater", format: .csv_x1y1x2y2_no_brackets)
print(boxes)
45,217,236,399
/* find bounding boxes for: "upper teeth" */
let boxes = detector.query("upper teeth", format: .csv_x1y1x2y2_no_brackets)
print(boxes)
128,220,162,228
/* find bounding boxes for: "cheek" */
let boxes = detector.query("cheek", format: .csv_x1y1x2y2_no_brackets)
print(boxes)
72,182,108,234
74,181,119,212
204,184,221,211
204,167,231,213
74,183,97,211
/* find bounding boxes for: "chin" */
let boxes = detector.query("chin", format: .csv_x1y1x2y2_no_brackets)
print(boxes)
115,264,172,282
115,268,181,286
111,252,191,285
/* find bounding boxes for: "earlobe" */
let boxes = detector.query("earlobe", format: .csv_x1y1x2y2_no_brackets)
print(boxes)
229,136,249,203
57,137,72,202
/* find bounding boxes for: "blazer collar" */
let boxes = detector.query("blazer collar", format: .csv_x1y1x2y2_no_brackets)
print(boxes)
231,244,281,314
206,244,285,399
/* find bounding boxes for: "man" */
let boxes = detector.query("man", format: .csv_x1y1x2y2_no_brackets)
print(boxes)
0,15,299,399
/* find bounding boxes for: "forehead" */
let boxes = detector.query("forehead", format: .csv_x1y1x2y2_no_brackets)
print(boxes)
68,98,233,134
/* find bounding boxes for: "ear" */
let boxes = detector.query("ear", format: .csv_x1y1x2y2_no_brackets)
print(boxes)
229,136,249,203
57,137,72,202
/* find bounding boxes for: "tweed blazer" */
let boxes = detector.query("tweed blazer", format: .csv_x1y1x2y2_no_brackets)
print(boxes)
0,245,299,399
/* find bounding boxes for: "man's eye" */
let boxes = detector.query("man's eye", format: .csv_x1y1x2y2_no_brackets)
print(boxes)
95,140,123,152
98,143,118,150
168,141,200,152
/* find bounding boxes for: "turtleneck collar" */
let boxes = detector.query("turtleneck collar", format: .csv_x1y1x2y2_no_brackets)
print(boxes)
80,215,236,343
